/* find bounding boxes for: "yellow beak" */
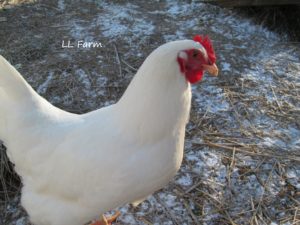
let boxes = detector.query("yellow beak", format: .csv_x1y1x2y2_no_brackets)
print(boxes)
203,63,219,77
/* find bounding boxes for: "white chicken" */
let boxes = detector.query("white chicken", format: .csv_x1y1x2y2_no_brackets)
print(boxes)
0,35,218,225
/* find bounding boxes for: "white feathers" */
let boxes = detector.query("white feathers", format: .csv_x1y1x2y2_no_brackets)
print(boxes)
0,56,36,101
195,42,208,61
0,40,196,225
178,50,188,60
178,41,208,62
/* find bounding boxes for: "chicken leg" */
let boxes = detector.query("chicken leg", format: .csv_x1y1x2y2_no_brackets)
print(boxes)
90,211,121,225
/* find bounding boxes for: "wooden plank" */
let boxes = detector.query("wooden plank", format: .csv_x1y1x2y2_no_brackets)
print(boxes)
202,0,300,7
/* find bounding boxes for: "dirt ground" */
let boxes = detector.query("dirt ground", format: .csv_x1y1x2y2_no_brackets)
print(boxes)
236,5,300,42
0,0,299,225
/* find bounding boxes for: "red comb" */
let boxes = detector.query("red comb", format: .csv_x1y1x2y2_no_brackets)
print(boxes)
193,35,216,64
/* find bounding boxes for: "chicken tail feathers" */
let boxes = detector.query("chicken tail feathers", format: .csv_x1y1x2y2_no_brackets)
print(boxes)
0,55,41,140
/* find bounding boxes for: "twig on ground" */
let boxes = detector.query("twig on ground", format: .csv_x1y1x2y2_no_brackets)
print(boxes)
252,163,276,223
198,141,300,163
113,44,123,77
121,59,138,71
138,216,153,225
250,196,259,225
182,199,200,225
154,194,180,225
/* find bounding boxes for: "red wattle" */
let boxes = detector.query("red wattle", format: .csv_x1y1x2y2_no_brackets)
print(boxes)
185,70,204,84
177,56,204,84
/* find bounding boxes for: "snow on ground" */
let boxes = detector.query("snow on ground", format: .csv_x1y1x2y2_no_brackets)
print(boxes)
0,0,299,224
57,0,65,11
97,2,155,45
36,71,54,95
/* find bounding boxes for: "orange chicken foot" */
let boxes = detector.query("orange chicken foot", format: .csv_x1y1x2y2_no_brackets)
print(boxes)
90,211,121,225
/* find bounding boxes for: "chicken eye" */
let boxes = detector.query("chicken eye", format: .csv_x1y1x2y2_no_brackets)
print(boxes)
192,50,199,58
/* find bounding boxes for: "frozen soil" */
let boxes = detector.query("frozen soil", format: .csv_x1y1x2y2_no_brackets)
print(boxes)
0,0,299,224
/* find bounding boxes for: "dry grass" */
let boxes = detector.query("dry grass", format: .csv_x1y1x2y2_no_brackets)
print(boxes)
185,91,300,224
